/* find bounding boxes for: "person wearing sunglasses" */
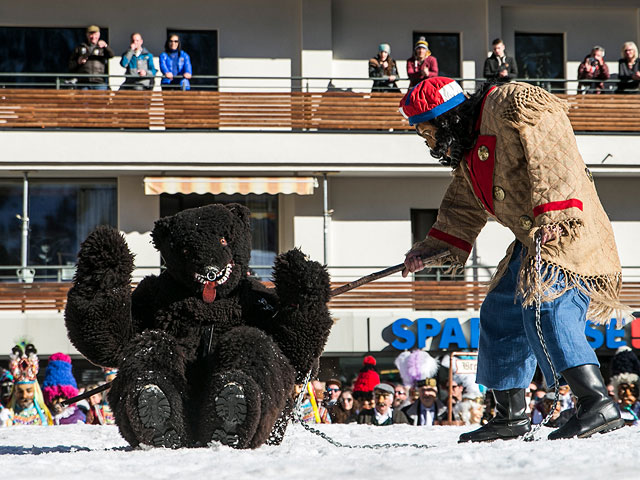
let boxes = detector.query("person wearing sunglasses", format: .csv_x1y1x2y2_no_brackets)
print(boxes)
324,379,342,407
160,34,193,91
328,388,357,424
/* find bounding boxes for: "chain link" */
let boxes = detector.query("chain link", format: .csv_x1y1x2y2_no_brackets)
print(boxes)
522,232,561,442
291,369,435,449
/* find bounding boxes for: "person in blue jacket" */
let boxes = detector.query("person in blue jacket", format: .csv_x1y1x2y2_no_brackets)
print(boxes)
120,33,157,90
160,34,193,90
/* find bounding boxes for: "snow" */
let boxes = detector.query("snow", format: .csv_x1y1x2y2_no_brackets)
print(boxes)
0,422,638,480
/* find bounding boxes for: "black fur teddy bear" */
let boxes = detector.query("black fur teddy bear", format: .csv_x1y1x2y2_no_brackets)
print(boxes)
65,203,333,449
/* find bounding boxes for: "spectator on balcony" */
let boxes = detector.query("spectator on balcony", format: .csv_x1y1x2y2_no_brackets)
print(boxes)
577,45,610,94
160,34,193,91
407,37,438,87
617,41,640,93
369,43,400,93
120,33,157,90
483,38,518,83
68,25,114,90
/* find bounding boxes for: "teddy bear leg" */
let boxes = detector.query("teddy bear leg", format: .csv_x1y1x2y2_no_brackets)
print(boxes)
198,326,295,449
108,330,189,448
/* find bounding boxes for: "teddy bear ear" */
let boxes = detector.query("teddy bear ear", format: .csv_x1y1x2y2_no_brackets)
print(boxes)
151,215,174,250
225,203,251,229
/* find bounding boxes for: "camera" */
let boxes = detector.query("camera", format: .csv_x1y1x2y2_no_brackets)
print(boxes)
588,57,599,67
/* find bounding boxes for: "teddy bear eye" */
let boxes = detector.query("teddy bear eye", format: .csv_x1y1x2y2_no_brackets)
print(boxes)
220,238,227,246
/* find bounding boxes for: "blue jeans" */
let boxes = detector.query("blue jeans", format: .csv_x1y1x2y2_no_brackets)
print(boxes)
476,242,598,390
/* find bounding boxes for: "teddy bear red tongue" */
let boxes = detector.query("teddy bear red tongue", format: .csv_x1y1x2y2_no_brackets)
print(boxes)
203,281,217,303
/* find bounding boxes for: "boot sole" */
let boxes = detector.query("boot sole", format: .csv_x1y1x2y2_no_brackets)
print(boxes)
137,384,180,448
577,417,625,439
210,382,248,447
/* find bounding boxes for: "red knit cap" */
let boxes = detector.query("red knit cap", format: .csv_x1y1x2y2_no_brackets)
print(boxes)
352,356,380,393
399,77,466,126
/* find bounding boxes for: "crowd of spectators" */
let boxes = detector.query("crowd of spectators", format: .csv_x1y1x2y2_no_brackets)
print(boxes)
68,25,192,91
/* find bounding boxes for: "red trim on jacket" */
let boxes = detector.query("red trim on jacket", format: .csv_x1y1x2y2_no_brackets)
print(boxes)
465,135,497,214
533,199,584,217
428,228,473,253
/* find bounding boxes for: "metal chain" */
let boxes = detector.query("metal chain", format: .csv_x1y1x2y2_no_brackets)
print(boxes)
522,232,561,442
291,369,435,449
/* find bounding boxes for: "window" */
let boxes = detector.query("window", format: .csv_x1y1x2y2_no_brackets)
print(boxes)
0,26,109,86
413,32,461,78
160,193,278,280
514,32,565,93
0,179,117,281
166,29,218,90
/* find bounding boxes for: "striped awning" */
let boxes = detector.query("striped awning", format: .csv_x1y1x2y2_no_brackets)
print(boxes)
143,177,318,196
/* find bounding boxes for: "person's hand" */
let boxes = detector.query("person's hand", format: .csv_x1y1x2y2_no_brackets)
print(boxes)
421,64,429,75
402,247,429,277
499,69,508,77
165,72,174,79
97,40,107,48
540,224,562,245
388,75,396,82
381,61,388,69
130,42,136,51
78,57,87,65
138,70,147,76
183,72,192,79
633,71,640,80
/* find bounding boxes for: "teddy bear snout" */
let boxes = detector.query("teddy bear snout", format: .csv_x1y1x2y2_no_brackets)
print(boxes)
205,266,221,281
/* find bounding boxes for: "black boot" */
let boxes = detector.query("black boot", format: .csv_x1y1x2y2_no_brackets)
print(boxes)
548,364,624,440
459,388,531,443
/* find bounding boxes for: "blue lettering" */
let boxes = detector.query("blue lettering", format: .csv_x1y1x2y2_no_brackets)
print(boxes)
439,318,468,349
606,323,626,349
469,317,480,349
585,321,604,349
417,318,441,349
391,318,415,349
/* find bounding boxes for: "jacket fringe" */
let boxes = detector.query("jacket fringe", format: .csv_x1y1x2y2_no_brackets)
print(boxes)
517,257,629,326
502,84,568,126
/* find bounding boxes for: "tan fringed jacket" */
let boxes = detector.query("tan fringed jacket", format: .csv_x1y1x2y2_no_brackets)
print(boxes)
415,82,625,324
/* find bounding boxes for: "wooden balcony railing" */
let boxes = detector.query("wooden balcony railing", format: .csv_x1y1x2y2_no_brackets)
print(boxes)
1,89,640,132
2,281,640,313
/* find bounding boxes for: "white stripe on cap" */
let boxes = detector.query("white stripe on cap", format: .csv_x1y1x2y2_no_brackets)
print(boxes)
398,107,409,119
439,81,463,102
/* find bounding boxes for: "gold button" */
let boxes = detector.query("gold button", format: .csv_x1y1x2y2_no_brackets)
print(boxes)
519,215,533,230
493,186,505,201
585,167,593,182
477,145,490,161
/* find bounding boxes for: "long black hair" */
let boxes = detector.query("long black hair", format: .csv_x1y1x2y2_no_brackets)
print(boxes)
428,82,496,168
164,33,182,54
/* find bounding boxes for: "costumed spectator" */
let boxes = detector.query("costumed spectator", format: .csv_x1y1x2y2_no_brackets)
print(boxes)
42,353,86,425
352,355,380,413
357,383,409,426
324,379,342,407
120,33,157,90
393,383,411,409
483,38,518,83
406,37,438,87
68,25,114,90
0,368,14,426
328,388,357,424
453,399,485,426
399,77,627,442
160,34,193,91
617,41,640,93
609,346,640,425
577,45,610,94
6,344,53,425
296,381,331,424
368,43,400,93
558,384,575,412
532,392,574,428
395,350,447,425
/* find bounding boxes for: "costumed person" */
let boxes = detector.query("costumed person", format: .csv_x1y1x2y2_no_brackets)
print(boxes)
0,368,14,426
395,350,447,425
399,77,628,441
609,346,640,425
7,344,53,426
42,353,86,425
351,355,380,414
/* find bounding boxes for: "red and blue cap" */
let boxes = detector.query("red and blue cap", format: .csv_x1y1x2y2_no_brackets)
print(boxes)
399,77,466,126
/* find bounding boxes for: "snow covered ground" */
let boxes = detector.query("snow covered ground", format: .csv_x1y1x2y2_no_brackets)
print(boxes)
0,422,638,480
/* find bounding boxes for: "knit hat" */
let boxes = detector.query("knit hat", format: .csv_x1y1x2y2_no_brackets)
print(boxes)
399,77,466,126
378,43,391,54
414,37,429,52
42,353,79,404
610,346,640,377
352,355,380,394
394,350,439,388
86,25,100,34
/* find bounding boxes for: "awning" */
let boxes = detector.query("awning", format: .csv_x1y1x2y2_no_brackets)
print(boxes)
144,176,318,196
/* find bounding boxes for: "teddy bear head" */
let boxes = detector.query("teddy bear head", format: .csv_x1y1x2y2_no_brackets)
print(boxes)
151,203,252,302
